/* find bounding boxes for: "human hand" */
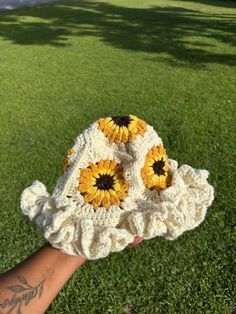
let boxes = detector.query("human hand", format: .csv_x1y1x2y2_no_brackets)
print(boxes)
126,236,144,249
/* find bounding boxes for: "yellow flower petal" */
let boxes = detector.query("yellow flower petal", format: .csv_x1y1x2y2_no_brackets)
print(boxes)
102,197,111,208
78,184,89,193
84,193,96,203
67,149,76,155
87,186,97,194
108,189,116,196
116,190,127,199
92,197,102,209
103,160,111,169
110,195,121,206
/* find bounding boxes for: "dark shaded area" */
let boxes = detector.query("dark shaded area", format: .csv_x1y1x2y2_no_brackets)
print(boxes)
173,0,236,9
0,0,236,67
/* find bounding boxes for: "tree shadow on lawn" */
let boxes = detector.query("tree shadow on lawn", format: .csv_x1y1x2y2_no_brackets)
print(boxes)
172,0,236,9
0,0,236,67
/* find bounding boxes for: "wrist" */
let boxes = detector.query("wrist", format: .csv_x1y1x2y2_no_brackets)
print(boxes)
44,242,86,268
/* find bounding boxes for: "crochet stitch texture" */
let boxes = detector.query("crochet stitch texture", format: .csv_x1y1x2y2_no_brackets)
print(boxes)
21,115,215,260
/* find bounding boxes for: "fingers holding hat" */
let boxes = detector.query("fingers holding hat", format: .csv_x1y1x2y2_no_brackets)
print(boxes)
127,235,144,249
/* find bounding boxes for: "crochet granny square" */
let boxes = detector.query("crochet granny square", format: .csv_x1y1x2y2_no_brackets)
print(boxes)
21,115,214,260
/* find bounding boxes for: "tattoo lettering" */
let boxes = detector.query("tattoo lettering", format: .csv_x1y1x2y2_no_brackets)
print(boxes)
0,276,45,314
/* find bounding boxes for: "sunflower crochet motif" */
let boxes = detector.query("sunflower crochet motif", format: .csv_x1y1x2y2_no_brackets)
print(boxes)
21,115,215,260
77,160,129,209
97,115,147,144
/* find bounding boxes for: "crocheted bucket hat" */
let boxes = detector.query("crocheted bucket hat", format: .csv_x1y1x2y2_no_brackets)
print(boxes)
21,115,214,260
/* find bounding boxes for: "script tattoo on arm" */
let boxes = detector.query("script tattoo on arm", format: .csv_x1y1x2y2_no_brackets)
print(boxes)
0,276,45,314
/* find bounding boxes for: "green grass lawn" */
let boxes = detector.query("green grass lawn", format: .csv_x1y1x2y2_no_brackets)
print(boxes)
0,0,236,313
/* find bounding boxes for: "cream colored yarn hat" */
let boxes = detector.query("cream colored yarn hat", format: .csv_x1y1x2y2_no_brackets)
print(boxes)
21,115,214,260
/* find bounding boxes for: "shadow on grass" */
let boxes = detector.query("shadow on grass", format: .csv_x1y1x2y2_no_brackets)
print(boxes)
172,0,236,9
0,0,236,67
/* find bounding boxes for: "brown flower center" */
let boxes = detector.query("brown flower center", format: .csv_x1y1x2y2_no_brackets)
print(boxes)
152,158,166,176
95,174,114,190
111,116,131,127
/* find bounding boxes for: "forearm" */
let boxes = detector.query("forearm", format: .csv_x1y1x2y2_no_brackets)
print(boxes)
0,243,86,314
